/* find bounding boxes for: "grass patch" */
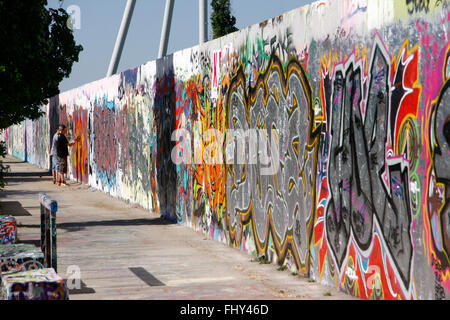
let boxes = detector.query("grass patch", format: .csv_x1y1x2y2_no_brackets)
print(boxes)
277,265,288,271
256,256,271,264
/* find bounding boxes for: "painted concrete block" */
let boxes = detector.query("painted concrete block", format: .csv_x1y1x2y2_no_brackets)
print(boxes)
0,216,16,244
1,268,68,300
0,244,44,273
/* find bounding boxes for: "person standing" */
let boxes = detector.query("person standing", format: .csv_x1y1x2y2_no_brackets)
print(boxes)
55,125,80,186
50,127,61,184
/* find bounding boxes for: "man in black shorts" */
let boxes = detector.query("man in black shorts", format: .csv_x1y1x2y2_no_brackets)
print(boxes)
55,125,80,186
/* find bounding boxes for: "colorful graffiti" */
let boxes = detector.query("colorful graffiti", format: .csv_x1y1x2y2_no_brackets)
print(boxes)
174,78,196,224
315,35,422,299
434,80,450,255
0,244,44,273
6,123,25,161
92,96,118,192
117,68,153,209
430,76,450,297
226,54,319,272
420,18,450,298
1,268,69,300
71,107,89,184
154,66,177,221
5,0,450,300
0,217,16,245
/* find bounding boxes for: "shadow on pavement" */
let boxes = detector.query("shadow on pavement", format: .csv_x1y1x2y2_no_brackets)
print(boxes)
0,201,33,216
129,267,165,287
5,177,52,185
17,239,41,247
63,279,96,295
0,190,47,199
20,217,176,232
1,161,26,165
5,171,51,177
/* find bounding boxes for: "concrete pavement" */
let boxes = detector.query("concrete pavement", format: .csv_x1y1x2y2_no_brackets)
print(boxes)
0,155,355,300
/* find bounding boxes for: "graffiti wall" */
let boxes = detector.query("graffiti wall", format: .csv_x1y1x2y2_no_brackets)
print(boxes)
5,0,450,300
3,106,49,168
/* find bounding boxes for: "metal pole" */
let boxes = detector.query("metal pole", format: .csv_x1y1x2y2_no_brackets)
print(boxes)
158,0,175,59
40,202,45,253
199,0,208,44
107,0,137,77
45,207,51,268
51,210,57,272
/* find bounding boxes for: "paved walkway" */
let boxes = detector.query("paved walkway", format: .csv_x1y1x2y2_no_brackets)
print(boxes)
0,155,355,300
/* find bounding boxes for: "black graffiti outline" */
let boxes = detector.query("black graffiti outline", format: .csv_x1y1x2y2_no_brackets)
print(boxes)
226,53,321,272
325,38,414,290
432,78,450,266
406,0,431,14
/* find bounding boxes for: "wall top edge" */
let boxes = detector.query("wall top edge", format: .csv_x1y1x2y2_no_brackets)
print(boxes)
55,0,441,98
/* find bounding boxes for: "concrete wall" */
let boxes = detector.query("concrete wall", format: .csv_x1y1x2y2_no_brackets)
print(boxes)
1,106,49,169
3,0,450,300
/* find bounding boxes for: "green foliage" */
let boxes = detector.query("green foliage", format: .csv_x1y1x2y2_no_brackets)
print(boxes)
0,141,9,190
277,265,288,271
210,0,238,39
256,255,270,264
0,0,83,129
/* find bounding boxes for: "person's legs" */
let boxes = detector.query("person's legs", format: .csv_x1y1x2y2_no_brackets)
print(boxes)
56,157,64,186
60,157,68,185
57,171,62,186
52,156,57,184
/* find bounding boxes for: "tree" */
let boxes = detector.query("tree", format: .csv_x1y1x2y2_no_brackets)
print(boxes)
210,0,238,39
0,0,83,129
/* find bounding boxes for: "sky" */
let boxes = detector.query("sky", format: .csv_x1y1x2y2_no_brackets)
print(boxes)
47,0,313,92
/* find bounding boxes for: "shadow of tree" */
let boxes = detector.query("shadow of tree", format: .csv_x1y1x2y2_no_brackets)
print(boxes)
0,201,33,216
20,217,177,232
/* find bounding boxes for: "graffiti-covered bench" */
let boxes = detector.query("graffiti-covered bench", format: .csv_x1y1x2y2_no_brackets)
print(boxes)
0,194,65,300
0,244,44,273
0,243,46,297
1,268,69,300
0,216,16,244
